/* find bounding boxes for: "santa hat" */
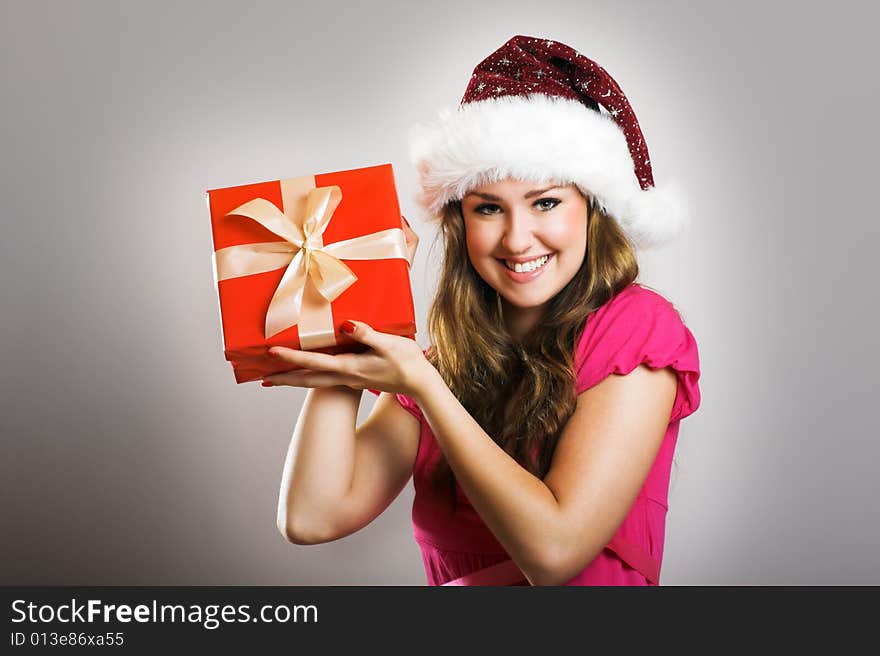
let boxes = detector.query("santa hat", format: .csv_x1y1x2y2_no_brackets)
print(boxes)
408,35,689,250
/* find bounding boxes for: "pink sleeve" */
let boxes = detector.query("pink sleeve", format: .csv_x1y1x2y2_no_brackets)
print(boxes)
366,388,424,422
574,286,701,423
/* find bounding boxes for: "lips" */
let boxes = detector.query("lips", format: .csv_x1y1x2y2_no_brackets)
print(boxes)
499,253,554,265
496,253,554,283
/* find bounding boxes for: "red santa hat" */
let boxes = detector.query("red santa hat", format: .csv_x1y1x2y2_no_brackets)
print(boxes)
408,35,689,250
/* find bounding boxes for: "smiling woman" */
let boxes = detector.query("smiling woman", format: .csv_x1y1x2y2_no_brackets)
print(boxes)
269,34,701,586
459,180,589,340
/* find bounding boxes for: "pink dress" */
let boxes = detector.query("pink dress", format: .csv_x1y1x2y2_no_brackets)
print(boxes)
367,282,701,585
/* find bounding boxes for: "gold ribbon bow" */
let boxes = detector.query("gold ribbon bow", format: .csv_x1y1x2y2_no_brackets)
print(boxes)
213,176,414,349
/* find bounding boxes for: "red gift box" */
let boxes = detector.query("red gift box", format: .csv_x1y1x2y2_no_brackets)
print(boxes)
207,163,417,383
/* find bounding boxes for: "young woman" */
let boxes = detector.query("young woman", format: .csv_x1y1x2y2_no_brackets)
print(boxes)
265,35,701,586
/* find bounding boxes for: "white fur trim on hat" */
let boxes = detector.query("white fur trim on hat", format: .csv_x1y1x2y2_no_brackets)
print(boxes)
408,93,689,250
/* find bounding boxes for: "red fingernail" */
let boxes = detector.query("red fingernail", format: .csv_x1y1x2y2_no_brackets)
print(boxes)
261,381,274,387
268,349,279,358
341,320,356,334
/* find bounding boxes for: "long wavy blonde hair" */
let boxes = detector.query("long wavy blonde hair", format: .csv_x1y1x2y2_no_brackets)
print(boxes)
424,190,640,511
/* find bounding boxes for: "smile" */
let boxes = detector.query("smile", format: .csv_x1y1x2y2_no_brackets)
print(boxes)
496,253,555,282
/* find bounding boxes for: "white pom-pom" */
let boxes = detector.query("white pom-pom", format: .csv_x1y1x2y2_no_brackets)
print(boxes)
620,180,691,250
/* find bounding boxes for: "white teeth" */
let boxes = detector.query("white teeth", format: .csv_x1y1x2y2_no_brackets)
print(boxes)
506,255,549,273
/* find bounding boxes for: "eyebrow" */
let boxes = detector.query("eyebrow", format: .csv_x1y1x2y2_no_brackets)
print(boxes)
463,186,563,201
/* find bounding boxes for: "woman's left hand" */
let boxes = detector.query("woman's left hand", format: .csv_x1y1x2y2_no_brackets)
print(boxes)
261,320,435,400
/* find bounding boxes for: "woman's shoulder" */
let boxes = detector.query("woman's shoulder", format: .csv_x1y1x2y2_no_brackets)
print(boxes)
574,282,701,420
602,282,682,315
579,283,690,335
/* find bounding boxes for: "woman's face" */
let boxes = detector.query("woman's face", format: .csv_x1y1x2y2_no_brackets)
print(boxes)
460,178,588,316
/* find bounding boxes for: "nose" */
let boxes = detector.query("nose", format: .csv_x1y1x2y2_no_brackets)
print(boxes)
501,209,535,255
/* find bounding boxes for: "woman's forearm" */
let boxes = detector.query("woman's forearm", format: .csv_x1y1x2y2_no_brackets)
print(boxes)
276,385,363,542
412,371,568,584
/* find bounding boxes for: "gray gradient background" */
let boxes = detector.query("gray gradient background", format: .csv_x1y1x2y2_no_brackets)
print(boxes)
2,0,877,585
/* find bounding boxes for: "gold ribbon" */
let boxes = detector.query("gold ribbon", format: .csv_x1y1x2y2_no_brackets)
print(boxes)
214,176,414,349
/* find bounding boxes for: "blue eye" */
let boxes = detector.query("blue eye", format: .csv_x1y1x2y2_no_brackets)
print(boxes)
474,203,502,215
535,198,561,211
473,199,561,215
